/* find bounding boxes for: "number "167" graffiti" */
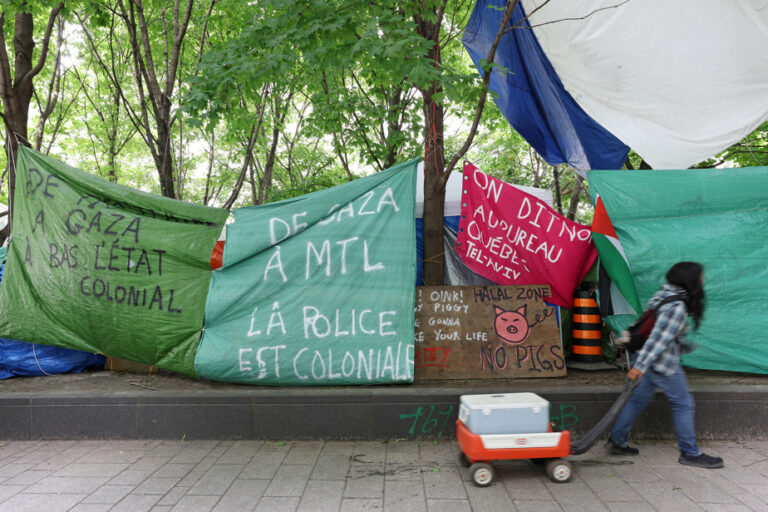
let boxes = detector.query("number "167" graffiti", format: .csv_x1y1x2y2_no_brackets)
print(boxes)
399,405,455,437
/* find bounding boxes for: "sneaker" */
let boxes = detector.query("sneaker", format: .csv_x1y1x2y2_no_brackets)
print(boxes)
678,452,724,469
605,438,639,455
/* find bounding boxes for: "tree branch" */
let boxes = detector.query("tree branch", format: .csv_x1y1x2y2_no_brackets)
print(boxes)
130,0,163,110
166,0,195,97
339,70,384,170
444,0,518,177
523,0,631,31
0,12,18,105
34,17,66,151
222,126,257,210
76,11,155,152
26,2,65,79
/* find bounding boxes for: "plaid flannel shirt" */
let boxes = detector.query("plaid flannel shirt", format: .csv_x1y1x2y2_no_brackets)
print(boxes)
633,284,693,376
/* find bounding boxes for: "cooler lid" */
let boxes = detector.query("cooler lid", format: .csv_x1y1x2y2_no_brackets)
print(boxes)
460,392,548,410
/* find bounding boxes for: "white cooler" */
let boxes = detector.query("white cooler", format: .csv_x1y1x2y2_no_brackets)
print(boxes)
458,392,550,435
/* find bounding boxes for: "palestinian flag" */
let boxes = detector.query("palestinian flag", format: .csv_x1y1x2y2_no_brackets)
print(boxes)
592,194,642,315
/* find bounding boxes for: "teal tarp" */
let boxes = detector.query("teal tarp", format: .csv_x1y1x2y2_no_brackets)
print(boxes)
588,168,768,375
196,159,418,385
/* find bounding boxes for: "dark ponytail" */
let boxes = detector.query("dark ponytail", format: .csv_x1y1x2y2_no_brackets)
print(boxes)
666,261,705,330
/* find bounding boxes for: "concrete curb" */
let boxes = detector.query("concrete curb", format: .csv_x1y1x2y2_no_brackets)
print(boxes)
2,383,766,441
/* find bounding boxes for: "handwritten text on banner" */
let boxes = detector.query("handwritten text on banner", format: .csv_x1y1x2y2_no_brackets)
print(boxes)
195,160,418,385
0,147,228,375
456,162,596,307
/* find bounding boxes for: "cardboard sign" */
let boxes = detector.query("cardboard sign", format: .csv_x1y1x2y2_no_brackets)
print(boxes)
414,285,565,379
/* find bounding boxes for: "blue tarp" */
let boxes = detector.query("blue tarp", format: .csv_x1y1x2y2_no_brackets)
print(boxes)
0,251,106,379
462,0,629,171
415,216,460,285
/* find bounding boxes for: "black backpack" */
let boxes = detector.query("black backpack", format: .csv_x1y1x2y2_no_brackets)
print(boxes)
620,295,684,353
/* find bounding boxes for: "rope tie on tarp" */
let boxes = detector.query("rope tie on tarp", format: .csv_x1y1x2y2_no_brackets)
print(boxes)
31,344,53,376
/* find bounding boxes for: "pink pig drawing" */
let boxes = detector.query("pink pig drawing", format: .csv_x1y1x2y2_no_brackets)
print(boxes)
493,305,531,345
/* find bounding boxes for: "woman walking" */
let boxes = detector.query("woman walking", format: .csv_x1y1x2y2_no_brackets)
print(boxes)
607,261,724,469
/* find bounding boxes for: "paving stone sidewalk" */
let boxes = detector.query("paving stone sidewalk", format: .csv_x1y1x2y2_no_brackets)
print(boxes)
0,438,766,512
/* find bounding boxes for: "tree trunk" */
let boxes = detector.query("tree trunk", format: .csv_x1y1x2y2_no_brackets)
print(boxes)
106,90,120,182
382,87,406,170
257,125,281,205
248,160,259,206
33,17,64,152
111,0,196,199
415,0,516,284
531,150,546,187
3,11,36,239
421,85,447,285
222,128,257,210
552,165,563,215
415,4,448,284
154,119,176,198
0,4,64,244
203,130,216,204
566,174,584,221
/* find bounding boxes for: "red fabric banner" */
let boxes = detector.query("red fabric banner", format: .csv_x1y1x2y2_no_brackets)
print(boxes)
455,162,597,307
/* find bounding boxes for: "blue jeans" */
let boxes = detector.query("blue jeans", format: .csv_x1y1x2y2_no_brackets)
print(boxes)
610,364,701,456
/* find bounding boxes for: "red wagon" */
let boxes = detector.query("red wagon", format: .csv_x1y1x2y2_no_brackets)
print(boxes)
457,380,638,486
456,419,572,486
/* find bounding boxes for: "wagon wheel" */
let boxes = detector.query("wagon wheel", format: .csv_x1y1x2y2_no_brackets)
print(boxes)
546,459,572,483
469,462,495,487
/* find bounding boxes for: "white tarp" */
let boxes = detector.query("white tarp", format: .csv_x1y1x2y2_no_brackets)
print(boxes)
522,0,768,169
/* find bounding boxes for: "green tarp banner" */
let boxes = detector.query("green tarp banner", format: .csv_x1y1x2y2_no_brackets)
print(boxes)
0,147,228,375
588,168,768,374
0,246,5,263
196,159,418,385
